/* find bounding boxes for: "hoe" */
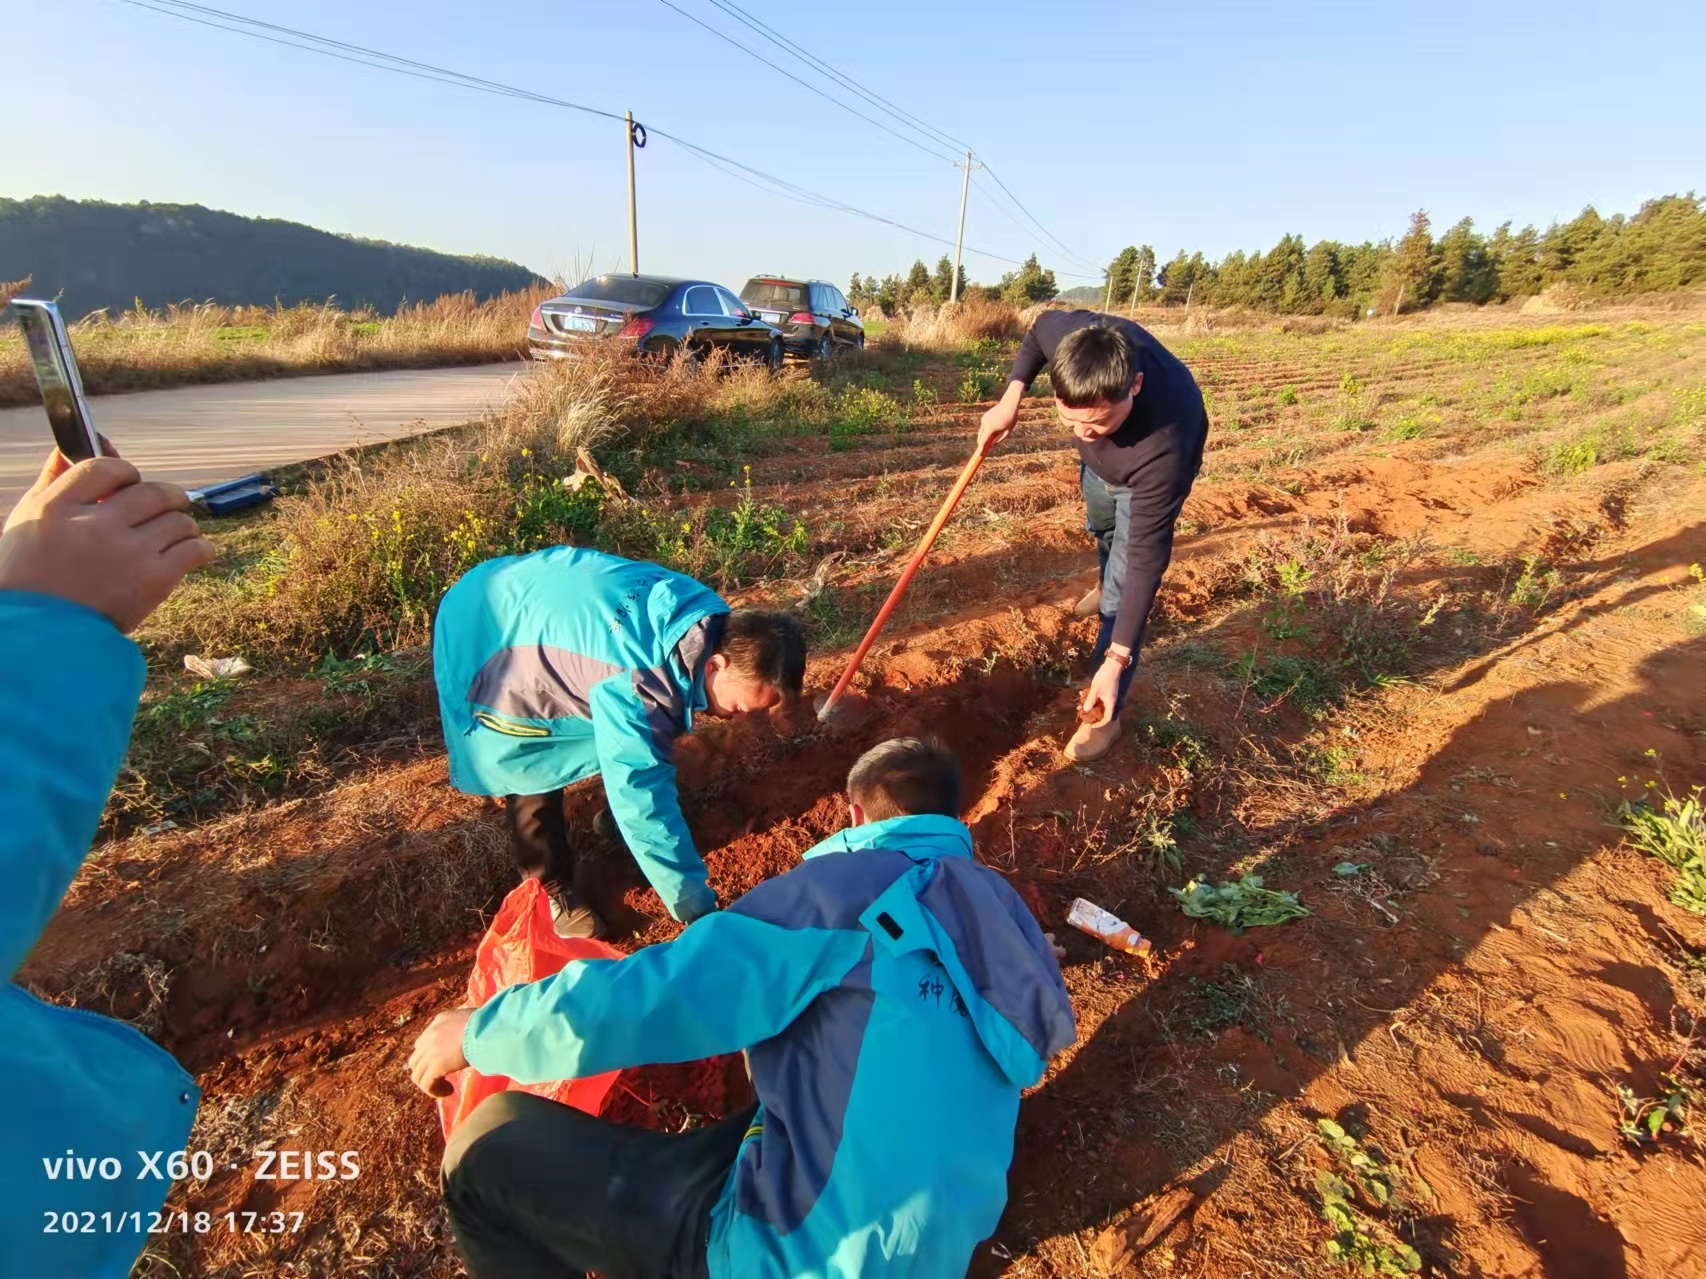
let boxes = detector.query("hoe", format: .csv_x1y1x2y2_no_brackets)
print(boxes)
815,438,992,727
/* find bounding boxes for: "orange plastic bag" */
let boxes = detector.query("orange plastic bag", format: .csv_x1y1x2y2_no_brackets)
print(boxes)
437,878,623,1140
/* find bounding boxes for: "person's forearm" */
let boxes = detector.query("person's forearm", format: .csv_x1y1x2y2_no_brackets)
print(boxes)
997,380,1025,414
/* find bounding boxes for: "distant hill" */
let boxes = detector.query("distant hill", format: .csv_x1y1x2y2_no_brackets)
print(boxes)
0,197,547,317
1056,284,1103,304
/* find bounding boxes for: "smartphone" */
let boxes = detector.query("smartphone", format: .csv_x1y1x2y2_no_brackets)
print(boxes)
12,299,101,463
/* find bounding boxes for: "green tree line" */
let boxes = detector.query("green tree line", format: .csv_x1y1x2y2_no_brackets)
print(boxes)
848,193,1703,319
847,253,1059,311
1099,193,1705,317
0,197,546,318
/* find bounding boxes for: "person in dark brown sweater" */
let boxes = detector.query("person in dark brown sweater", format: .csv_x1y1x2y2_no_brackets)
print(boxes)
976,311,1208,760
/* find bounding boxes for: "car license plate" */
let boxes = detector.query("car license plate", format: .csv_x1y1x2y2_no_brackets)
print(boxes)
758,311,782,323
561,316,597,332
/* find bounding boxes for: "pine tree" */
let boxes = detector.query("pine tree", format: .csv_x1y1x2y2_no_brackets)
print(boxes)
931,255,957,302
1619,194,1706,292
1302,241,1342,312
1385,211,1443,311
1489,223,1544,299
1132,245,1157,304
905,259,933,298
1438,218,1496,304
1000,254,1057,306
1157,250,1196,305
847,272,865,305
1103,246,1139,306
1540,207,1605,282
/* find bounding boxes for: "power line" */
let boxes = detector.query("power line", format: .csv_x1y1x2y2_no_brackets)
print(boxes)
977,160,1102,272
118,0,1081,272
655,1,958,165
701,0,969,156
652,128,1056,270
121,0,625,121
688,0,1099,272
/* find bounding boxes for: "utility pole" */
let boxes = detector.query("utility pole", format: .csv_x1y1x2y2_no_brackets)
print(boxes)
625,110,641,277
1102,275,1114,312
1128,269,1142,317
950,148,980,303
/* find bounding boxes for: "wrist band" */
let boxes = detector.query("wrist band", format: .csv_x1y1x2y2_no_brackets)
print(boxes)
1103,650,1133,670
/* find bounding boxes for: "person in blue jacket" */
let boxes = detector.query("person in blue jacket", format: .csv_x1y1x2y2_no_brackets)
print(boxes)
408,736,1077,1279
433,546,806,937
0,448,215,1278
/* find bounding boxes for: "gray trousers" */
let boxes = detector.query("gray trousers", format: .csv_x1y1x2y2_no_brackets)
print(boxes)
1081,463,1138,713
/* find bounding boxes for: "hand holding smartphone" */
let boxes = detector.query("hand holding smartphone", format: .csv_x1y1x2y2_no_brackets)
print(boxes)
11,299,102,463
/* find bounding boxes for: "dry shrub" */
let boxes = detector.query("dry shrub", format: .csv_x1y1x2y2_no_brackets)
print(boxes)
878,296,1025,351
1278,314,1343,335
0,284,555,407
953,293,1026,341
0,276,29,309
1521,282,1588,314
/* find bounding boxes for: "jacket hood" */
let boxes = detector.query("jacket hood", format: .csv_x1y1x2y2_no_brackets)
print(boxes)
836,816,1076,1088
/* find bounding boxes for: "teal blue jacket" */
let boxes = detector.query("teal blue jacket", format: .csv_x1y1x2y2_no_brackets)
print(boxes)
464,813,1077,1279
433,548,729,921
0,594,200,1277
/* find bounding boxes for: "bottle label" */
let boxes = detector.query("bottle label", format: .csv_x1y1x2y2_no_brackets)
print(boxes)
1068,897,1128,939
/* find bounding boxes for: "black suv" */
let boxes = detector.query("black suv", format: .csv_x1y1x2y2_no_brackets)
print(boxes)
738,277,864,361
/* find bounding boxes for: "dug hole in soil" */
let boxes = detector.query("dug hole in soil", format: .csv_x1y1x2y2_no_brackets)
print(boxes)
21,418,1706,1277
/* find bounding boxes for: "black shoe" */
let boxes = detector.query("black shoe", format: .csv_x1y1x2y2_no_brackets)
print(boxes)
547,885,606,940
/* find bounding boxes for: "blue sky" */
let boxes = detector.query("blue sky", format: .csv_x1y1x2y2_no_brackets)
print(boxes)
10,1,1704,291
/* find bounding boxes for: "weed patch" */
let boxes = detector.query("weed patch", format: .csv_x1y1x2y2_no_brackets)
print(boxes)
1618,786,1706,915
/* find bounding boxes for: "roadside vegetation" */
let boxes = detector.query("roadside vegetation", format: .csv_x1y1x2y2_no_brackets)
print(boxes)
0,285,549,406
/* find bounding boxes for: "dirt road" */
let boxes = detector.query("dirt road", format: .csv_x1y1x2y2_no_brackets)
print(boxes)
0,363,522,511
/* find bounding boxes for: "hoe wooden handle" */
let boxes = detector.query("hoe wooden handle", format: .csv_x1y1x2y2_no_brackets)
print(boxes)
817,440,991,721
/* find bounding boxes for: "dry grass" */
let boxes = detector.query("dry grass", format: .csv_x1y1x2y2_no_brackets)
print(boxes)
879,294,1025,350
145,344,825,661
0,275,29,309
0,285,552,406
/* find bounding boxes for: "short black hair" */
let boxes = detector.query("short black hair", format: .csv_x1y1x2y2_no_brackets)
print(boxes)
719,610,806,701
846,737,962,821
1051,323,1136,408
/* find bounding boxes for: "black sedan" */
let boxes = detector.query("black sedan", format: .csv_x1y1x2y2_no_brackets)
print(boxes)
528,275,783,368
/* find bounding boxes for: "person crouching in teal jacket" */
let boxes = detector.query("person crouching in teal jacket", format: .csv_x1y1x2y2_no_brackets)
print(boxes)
408,737,1077,1279
0,449,216,1279
433,546,806,937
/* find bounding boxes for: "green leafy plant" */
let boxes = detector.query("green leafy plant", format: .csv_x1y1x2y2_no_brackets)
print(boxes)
1317,1173,1422,1274
316,650,419,699
136,679,234,735
1616,1077,1692,1147
1314,1121,1422,1275
1617,785,1706,915
1339,372,1365,397
1508,554,1562,610
911,378,938,406
1172,875,1309,931
1277,385,1299,406
1549,439,1599,475
835,385,907,434
958,368,996,403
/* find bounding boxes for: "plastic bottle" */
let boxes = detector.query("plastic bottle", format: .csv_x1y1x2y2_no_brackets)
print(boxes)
1067,898,1152,957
